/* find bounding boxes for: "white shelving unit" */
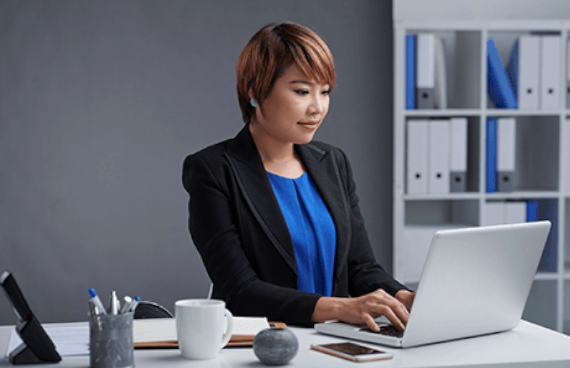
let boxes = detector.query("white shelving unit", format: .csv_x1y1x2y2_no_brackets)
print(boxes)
393,19,570,333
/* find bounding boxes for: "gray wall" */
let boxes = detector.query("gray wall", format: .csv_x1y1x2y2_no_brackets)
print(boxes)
0,0,394,324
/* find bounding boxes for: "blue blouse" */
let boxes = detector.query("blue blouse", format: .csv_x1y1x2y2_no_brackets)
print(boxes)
267,171,337,296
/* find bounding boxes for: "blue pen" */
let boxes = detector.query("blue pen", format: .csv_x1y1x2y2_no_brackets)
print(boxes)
127,296,141,313
88,288,107,315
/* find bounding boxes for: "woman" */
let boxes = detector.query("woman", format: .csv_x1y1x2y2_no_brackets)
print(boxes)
182,22,415,332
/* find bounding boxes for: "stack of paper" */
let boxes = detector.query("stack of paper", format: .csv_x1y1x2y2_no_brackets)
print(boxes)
6,316,279,357
7,324,89,358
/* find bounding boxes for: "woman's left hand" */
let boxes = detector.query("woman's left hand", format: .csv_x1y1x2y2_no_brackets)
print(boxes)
395,289,416,311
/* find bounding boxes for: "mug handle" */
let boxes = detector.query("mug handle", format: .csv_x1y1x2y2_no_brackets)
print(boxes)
220,308,234,348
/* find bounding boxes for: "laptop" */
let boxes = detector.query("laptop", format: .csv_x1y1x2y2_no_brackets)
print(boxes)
315,221,551,348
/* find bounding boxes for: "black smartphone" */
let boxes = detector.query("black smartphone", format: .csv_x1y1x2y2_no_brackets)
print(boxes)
311,342,393,362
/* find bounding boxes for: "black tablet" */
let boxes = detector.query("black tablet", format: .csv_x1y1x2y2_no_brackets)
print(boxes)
0,271,61,364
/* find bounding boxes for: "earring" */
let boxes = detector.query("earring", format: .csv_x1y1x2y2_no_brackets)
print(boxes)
250,97,259,108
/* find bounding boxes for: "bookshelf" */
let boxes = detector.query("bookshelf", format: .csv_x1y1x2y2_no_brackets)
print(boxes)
393,19,570,333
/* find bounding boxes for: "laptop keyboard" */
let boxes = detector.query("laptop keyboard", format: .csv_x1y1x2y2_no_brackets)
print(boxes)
360,325,404,338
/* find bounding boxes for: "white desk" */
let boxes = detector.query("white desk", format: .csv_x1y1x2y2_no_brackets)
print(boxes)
1,320,570,367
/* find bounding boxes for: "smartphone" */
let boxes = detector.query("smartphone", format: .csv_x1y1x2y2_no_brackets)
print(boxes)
310,342,393,362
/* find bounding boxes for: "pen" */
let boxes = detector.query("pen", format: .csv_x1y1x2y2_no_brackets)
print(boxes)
126,296,140,313
88,288,107,315
110,291,119,315
119,296,132,314
88,300,101,316
88,301,104,331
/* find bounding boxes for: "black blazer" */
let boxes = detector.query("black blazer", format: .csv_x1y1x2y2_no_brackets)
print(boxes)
182,126,406,326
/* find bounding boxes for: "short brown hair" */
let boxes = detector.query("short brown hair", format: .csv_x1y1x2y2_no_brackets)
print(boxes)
236,22,335,124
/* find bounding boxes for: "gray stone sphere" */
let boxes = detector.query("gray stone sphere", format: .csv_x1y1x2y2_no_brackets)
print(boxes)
253,328,299,365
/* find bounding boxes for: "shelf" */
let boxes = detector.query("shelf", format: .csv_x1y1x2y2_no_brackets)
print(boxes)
484,191,560,199
404,109,482,117
405,200,479,227
404,191,563,201
394,19,570,333
404,193,481,201
404,109,565,117
397,19,565,32
485,109,564,117
535,273,560,281
560,198,570,274
486,30,564,111
494,116,559,192
404,224,474,231
405,29,481,109
404,116,480,194
565,279,570,335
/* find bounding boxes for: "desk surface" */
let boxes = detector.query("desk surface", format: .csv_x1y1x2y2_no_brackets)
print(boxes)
1,320,570,367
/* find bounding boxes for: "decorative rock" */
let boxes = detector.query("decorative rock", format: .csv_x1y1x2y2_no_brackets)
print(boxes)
253,328,299,365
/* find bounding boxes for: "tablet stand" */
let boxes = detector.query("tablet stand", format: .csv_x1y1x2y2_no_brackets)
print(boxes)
9,316,61,365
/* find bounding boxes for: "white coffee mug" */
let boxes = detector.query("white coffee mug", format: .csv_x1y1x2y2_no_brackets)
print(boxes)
175,299,234,360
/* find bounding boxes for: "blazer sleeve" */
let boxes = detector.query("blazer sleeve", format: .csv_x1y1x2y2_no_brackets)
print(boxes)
182,153,321,327
334,148,408,297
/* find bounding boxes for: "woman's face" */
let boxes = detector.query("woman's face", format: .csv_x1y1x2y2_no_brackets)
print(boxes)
252,63,330,146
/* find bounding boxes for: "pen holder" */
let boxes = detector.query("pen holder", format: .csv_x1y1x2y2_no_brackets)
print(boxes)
89,312,134,368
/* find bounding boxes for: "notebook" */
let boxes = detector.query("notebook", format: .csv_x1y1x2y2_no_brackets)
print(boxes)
315,221,551,348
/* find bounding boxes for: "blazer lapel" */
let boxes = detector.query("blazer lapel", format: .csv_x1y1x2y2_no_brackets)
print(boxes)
296,144,351,286
225,126,298,274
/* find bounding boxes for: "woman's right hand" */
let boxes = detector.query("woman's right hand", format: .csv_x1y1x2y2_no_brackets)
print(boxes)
312,289,410,332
